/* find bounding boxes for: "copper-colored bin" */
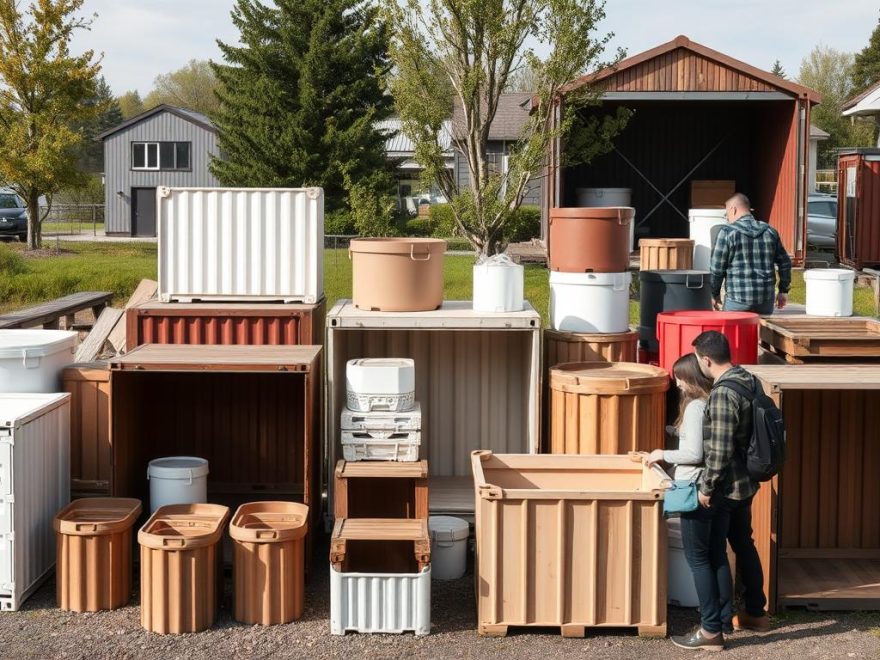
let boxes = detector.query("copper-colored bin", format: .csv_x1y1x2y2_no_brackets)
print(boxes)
138,503,230,634
230,502,309,625
54,497,142,612
638,238,694,271
548,207,634,272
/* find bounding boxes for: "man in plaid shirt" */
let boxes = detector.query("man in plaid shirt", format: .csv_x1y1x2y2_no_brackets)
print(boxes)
671,331,768,652
711,193,792,315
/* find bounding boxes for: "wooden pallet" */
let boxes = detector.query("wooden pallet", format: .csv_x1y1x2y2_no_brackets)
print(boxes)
478,623,667,638
760,316,880,361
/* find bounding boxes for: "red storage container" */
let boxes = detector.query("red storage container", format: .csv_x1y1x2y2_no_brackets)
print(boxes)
656,311,759,372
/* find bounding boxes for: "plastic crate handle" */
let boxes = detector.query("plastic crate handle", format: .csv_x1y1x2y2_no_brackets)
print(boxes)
410,245,432,261
256,530,278,540
20,349,39,369
162,538,187,547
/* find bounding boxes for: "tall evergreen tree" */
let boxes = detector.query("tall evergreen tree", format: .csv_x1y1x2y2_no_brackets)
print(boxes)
77,76,123,172
852,15,880,93
211,0,393,210
770,59,786,79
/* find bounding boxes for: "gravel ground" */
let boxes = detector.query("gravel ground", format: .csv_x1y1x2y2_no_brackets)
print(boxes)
1,541,878,660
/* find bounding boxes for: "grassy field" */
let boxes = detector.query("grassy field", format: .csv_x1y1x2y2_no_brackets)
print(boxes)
42,222,105,236
0,240,876,321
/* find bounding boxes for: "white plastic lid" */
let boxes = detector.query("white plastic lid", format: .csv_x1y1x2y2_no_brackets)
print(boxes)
549,271,632,286
347,358,415,369
688,209,727,220
429,515,470,542
804,268,855,282
147,456,209,480
0,392,70,427
0,329,76,359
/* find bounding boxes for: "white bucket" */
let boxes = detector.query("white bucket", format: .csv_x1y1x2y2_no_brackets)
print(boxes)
0,330,76,393
804,269,855,317
575,188,635,250
549,271,632,333
666,518,699,607
473,254,524,313
147,456,209,513
688,209,728,271
429,516,469,580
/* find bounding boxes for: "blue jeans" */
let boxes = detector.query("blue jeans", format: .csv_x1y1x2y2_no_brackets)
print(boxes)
725,496,767,617
723,297,775,315
680,501,733,634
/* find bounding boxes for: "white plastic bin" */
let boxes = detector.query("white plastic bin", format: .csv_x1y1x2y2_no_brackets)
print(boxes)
549,271,632,333
147,457,209,513
341,430,420,462
340,403,421,437
689,209,728,271
0,330,76,393
330,565,431,635
346,358,415,412
428,516,469,580
575,188,635,250
804,269,855,317
666,518,699,607
472,254,524,313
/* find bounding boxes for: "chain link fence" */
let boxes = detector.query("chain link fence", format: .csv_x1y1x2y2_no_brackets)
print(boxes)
40,204,104,235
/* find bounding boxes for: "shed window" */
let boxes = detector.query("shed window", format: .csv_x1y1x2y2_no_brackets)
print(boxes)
132,142,159,170
132,142,191,171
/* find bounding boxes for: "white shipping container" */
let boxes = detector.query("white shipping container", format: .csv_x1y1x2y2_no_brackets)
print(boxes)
0,393,71,611
158,187,324,304
330,566,431,635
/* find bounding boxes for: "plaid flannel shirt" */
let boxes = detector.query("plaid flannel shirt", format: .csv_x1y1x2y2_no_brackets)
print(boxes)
699,366,759,501
710,215,792,305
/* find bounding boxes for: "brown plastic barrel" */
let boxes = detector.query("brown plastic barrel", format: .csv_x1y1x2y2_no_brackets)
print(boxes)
138,503,230,634
548,207,634,272
548,362,669,454
54,497,142,612
349,238,446,311
230,502,309,625
639,239,695,271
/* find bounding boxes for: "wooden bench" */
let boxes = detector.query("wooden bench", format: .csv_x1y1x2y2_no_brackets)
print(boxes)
0,291,113,330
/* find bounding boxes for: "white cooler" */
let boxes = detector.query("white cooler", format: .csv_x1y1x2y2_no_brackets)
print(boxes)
804,269,855,317
346,358,415,412
688,209,728,271
0,330,76,393
549,271,631,333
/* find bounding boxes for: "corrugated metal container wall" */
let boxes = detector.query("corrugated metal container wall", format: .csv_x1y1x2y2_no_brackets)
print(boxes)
330,567,432,635
0,394,71,611
158,187,324,304
838,152,880,270
126,300,326,351
103,112,220,234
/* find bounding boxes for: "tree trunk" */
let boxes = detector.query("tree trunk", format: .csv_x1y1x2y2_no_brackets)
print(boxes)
26,193,40,250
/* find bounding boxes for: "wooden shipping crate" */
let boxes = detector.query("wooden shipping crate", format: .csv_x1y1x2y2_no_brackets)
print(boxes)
759,316,880,363
334,460,428,520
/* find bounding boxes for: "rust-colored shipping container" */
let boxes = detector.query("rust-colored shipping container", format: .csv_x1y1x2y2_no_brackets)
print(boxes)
472,451,668,637
746,365,880,612
63,363,112,497
230,502,309,626
638,239,694,270
760,316,880,363
139,503,230,634
838,149,880,270
54,498,142,612
109,345,321,530
126,299,325,351
334,460,429,520
548,362,669,454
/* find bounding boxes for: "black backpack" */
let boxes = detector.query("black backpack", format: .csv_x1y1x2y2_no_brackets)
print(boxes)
716,377,786,482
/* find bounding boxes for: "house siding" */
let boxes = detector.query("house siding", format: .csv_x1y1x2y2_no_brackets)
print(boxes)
103,112,220,234
454,140,542,208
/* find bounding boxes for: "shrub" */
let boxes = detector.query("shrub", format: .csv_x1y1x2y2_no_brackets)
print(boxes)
503,205,541,244
0,244,27,276
429,204,457,238
325,209,356,235
404,218,433,237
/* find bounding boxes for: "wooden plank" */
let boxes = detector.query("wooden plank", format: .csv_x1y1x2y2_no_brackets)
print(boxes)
107,278,157,354
747,365,880,389
74,307,123,362
110,343,322,371
0,291,113,329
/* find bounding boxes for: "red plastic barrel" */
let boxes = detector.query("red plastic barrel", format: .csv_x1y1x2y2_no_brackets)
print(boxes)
655,311,759,372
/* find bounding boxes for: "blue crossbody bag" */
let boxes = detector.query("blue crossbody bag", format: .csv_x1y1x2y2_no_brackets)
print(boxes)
663,474,700,516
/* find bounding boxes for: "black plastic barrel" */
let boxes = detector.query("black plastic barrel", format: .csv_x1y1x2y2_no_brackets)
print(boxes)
638,270,713,351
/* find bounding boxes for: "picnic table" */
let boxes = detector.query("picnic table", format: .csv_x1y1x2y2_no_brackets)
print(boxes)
0,291,113,330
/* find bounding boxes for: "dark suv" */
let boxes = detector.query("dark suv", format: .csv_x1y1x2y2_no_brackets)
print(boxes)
0,191,27,241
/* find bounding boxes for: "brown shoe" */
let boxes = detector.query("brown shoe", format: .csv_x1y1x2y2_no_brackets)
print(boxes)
732,612,771,633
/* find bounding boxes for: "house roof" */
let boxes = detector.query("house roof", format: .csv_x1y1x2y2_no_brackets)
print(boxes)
452,93,533,141
843,79,880,117
810,124,830,139
563,35,821,103
96,104,216,140
377,117,453,155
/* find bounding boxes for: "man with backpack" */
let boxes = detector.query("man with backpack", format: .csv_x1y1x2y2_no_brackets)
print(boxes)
672,331,780,651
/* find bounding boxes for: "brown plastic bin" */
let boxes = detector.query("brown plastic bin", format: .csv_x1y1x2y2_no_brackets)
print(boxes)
63,362,112,497
548,362,669,454
230,502,308,625
349,238,446,311
548,207,634,273
638,239,694,271
54,497,142,612
139,503,230,634
472,451,668,637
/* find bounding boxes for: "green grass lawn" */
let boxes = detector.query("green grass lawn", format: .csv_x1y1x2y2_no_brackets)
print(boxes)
1,241,876,321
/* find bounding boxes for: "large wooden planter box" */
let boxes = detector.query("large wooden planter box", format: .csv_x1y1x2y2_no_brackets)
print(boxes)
746,365,880,612
471,451,667,637
326,300,541,520
759,316,880,363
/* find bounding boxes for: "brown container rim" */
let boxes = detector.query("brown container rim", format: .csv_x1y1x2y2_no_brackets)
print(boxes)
544,328,638,342
549,361,670,394
229,501,309,543
138,503,230,550
63,361,110,376
638,238,695,248
54,498,143,536
110,344,322,372
349,237,447,256
549,207,635,222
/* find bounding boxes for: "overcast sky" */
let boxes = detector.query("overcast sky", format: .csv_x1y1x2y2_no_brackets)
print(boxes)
73,0,879,96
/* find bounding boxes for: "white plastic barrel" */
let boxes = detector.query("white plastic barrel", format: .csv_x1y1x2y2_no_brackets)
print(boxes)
0,330,76,393
688,209,728,271
429,516,469,580
666,518,699,607
472,254,524,313
147,457,209,513
575,188,635,250
804,269,855,317
549,271,632,333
